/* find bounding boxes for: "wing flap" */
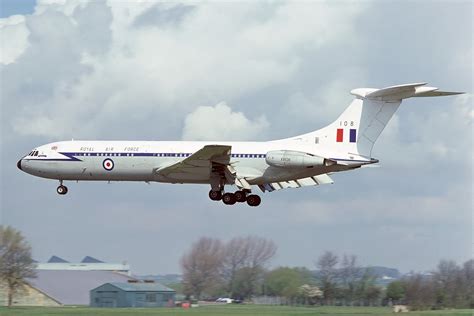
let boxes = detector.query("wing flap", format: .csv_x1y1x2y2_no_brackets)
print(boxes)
259,174,334,193
312,174,334,185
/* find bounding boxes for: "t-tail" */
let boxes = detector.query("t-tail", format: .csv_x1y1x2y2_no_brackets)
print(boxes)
290,82,463,161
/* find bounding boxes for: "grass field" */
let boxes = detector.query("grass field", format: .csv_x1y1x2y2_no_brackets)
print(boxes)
1,305,473,316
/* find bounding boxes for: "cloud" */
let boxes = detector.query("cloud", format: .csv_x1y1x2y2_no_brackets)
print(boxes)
0,15,29,65
182,102,269,141
133,3,195,28
373,93,473,171
2,1,366,140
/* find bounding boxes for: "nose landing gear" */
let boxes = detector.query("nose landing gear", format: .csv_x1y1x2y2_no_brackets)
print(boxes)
57,181,68,195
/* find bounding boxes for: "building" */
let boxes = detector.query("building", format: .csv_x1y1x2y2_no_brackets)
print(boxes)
36,256,130,275
29,270,135,305
0,269,135,306
0,281,61,307
90,281,176,308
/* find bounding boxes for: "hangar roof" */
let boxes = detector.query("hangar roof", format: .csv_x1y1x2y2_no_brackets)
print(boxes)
103,282,175,292
81,256,104,263
47,255,69,263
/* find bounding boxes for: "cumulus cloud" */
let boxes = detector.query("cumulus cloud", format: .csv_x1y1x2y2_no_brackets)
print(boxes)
373,93,473,170
182,102,268,141
1,1,366,140
0,15,30,64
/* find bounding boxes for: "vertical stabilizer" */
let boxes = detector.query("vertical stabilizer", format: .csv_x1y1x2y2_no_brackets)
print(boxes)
287,83,463,159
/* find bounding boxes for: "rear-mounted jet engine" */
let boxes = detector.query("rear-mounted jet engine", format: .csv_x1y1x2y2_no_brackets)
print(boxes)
265,150,333,168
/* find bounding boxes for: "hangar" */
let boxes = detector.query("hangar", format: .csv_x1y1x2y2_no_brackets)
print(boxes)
90,281,176,308
0,256,134,306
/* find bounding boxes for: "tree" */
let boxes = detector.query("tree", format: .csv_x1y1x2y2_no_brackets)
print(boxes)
386,280,405,304
402,273,436,310
461,259,474,308
433,259,463,308
315,251,338,305
299,284,323,305
221,236,276,299
339,254,359,305
221,236,250,296
180,237,223,299
364,285,382,306
232,266,264,299
354,268,377,306
0,225,36,307
265,267,311,299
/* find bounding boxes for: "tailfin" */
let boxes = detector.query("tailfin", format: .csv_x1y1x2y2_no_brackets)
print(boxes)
290,83,463,159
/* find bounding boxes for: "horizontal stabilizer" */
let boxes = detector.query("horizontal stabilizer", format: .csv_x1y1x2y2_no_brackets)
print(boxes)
351,83,464,101
411,90,464,97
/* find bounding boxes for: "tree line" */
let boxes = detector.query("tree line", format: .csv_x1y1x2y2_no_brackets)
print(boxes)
386,259,474,310
180,239,383,305
181,238,473,310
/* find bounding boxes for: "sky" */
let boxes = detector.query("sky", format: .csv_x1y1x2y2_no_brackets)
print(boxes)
0,0,472,275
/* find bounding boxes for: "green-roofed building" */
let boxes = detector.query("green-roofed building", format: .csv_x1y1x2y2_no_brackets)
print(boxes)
90,281,176,308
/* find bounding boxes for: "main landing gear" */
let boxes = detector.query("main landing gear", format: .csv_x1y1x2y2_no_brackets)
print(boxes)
209,189,261,207
57,181,68,195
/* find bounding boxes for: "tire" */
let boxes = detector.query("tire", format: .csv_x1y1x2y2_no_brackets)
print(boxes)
234,191,247,203
246,194,261,207
57,185,68,195
209,190,222,201
222,193,236,205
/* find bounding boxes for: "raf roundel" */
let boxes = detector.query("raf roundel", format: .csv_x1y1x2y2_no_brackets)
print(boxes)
102,158,114,171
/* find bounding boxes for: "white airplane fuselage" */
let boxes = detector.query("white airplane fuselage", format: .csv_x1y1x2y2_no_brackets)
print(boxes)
18,140,357,185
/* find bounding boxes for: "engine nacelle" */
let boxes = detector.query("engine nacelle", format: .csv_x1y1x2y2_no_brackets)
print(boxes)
265,150,327,168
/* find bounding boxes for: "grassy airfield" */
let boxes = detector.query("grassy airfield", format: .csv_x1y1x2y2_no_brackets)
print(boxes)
1,305,473,316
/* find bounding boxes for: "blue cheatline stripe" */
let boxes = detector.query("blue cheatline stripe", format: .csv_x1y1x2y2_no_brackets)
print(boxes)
349,129,357,143
42,152,268,161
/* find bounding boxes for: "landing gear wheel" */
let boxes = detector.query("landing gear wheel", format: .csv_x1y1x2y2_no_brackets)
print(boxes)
222,193,237,205
209,190,222,201
234,191,247,203
246,194,261,207
57,185,68,195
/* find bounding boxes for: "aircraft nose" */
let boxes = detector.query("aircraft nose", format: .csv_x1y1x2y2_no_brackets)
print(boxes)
17,159,23,171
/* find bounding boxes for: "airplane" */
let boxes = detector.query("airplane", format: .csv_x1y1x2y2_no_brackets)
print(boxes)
17,82,463,207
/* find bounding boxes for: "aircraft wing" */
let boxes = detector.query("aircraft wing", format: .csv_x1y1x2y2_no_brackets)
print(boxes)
155,145,232,179
258,174,334,193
